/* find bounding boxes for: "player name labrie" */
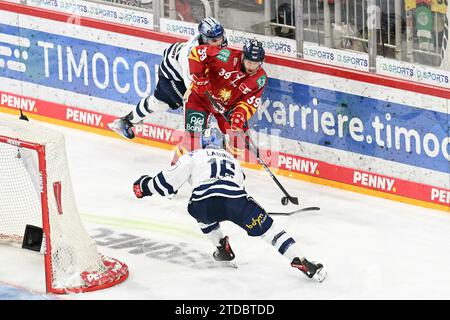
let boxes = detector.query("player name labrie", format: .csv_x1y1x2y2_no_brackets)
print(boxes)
175,304,275,317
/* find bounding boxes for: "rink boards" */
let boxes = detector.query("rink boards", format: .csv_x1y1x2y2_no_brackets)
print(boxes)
0,1,449,212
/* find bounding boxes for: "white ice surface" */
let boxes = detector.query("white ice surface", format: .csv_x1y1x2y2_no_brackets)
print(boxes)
1,116,450,300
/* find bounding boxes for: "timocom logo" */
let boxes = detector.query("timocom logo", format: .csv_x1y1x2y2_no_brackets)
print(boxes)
431,188,450,205
0,32,30,73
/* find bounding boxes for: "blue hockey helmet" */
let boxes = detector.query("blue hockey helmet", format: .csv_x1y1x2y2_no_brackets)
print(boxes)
201,127,224,149
243,39,265,62
198,17,225,43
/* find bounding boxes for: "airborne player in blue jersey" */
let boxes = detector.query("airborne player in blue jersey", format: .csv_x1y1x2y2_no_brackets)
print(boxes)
132,128,327,282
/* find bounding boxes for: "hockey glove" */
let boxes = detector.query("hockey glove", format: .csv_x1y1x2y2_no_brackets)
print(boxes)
191,74,211,97
230,111,246,131
133,175,152,198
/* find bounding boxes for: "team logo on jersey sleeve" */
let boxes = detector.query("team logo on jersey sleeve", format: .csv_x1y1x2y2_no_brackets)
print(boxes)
256,75,267,89
217,49,231,62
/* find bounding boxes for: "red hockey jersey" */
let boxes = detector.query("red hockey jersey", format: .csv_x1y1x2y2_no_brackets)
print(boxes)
188,44,267,122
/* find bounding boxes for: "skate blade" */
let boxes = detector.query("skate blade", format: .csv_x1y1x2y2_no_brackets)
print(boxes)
107,121,132,140
107,121,123,135
313,269,327,283
216,260,238,269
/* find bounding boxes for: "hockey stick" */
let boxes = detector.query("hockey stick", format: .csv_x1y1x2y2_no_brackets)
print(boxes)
268,206,320,216
206,91,299,206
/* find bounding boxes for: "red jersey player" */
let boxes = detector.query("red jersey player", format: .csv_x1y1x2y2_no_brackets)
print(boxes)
172,39,267,163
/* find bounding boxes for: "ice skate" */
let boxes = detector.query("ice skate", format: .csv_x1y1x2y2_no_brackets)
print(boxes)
213,236,237,268
291,257,327,282
107,112,137,139
213,236,235,261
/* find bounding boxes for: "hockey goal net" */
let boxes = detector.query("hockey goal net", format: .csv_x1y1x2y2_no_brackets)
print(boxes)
0,113,128,294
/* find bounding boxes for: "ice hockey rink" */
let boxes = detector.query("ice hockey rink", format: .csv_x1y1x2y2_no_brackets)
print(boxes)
1,115,450,300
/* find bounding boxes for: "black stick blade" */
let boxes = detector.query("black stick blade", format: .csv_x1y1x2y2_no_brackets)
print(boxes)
269,207,320,216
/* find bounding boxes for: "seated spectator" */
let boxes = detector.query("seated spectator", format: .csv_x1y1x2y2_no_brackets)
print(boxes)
272,2,295,39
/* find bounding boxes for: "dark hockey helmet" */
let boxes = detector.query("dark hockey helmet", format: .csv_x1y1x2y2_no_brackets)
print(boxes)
242,39,265,63
198,17,225,44
201,127,224,149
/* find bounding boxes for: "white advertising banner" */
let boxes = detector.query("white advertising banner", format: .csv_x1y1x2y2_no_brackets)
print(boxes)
303,42,370,72
1,4,449,210
27,0,154,29
160,18,297,58
377,57,449,88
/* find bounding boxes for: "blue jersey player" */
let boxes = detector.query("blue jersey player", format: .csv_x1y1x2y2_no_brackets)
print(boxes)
132,128,326,282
